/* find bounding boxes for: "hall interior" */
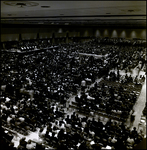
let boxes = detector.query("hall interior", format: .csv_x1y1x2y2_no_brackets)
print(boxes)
1,1,146,150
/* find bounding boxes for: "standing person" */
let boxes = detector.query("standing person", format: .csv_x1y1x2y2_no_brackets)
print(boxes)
130,109,136,128
81,79,86,91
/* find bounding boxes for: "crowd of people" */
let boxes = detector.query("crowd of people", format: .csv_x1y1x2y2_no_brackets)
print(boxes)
142,102,147,116
0,37,146,149
1,110,145,149
74,71,145,122
39,111,145,150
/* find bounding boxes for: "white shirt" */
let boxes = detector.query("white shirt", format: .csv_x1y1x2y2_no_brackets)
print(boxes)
81,80,86,86
7,116,12,123
6,97,11,102
111,137,117,143
127,137,134,145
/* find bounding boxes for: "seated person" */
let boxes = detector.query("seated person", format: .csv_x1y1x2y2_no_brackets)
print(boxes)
75,95,80,102
50,132,58,144
18,137,27,149
53,121,59,130
126,136,135,147
58,121,65,130
128,74,133,83
58,128,66,140
130,127,138,139
65,115,71,124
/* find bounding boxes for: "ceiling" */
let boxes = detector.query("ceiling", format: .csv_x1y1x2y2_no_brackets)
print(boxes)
1,1,146,27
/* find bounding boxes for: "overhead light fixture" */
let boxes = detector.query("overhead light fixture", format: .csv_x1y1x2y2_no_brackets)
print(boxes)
3,1,39,8
16,3,26,7
128,10,134,12
41,6,50,8
121,9,140,12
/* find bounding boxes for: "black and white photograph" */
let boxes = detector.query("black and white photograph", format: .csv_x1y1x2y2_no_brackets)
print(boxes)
1,1,146,149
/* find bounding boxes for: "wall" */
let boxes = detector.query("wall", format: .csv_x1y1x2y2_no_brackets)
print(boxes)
1,25,146,42
1,34,19,42
94,28,146,39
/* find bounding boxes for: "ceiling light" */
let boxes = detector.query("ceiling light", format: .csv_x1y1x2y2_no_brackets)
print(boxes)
3,1,39,7
128,10,134,12
16,3,26,6
41,6,50,8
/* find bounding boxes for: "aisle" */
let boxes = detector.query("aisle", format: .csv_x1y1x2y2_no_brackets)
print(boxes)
131,78,146,130
122,67,146,134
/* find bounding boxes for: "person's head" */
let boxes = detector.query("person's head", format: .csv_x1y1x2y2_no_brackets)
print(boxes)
66,115,69,118
20,137,26,142
40,128,44,133
27,140,32,144
55,121,58,125
133,127,136,130
114,121,117,126
59,121,62,126
127,127,130,130
52,132,55,137
97,116,100,121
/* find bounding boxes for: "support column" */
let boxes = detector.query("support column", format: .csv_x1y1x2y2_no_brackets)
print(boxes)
3,43,5,49
66,32,69,44
37,33,39,40
19,33,22,41
52,33,55,44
